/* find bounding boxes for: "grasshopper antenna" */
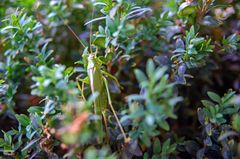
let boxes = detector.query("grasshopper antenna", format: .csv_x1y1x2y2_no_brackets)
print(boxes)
61,17,86,48
89,7,95,55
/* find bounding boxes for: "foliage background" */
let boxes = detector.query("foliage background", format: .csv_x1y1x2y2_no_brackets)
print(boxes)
0,0,239,159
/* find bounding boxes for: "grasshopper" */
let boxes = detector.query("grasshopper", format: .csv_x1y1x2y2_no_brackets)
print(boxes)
87,52,127,143
87,53,108,115
63,18,127,143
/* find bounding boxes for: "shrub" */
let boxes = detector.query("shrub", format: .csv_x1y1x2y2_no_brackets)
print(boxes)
0,0,239,158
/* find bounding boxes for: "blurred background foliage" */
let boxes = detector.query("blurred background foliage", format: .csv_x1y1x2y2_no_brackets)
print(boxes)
0,0,239,158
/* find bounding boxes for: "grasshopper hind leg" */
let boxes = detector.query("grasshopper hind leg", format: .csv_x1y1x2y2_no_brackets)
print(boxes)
102,110,110,144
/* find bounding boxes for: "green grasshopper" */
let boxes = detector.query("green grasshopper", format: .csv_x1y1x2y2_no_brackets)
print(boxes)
63,19,127,143
86,52,127,143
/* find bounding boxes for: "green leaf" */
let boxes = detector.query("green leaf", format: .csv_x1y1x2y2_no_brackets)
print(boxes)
153,138,161,154
201,100,215,107
167,143,176,154
27,106,44,115
215,113,223,118
146,59,155,78
1,26,20,32
93,36,106,48
222,108,236,114
222,91,235,104
154,67,167,81
143,153,149,159
84,16,106,26
3,132,12,144
162,139,170,154
152,155,161,159
141,130,152,146
209,106,217,116
0,80,4,84
232,114,240,131
178,2,196,16
85,147,97,159
0,138,6,147
158,120,170,131
15,114,30,127
207,92,221,103
215,117,226,124
22,138,40,152
134,69,147,83
64,67,74,76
